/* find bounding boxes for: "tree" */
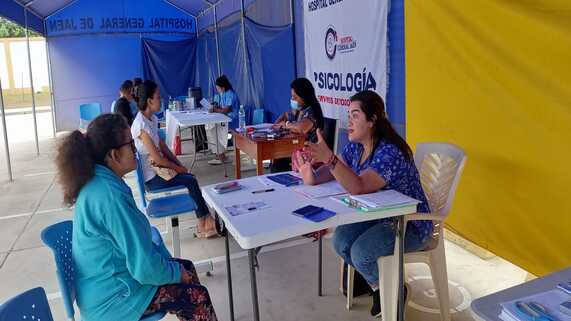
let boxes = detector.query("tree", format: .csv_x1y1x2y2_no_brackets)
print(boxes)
0,17,40,38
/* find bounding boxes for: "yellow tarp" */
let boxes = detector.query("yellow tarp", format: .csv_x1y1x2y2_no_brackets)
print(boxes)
406,0,571,276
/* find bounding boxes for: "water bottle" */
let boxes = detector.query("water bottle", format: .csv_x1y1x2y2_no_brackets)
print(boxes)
238,104,246,131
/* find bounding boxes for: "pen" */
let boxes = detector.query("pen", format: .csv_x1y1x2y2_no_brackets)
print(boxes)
251,188,275,194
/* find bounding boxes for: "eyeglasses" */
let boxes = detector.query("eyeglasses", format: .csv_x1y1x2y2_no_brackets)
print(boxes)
113,139,136,153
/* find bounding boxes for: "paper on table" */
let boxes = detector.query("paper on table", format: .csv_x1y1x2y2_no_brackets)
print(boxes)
225,201,270,216
500,289,571,321
200,98,211,109
294,181,347,199
350,190,420,209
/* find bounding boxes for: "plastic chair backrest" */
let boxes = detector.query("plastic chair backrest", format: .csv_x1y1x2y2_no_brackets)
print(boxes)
79,103,101,121
40,220,75,319
0,287,54,321
414,142,467,218
252,108,264,125
135,152,148,208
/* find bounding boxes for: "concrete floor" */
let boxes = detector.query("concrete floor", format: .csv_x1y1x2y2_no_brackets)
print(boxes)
0,137,529,321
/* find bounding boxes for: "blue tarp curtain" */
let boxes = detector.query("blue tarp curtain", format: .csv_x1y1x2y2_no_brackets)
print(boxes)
194,17,295,124
142,37,197,100
194,31,218,100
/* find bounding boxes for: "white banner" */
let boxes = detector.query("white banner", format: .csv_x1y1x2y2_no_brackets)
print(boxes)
304,0,388,127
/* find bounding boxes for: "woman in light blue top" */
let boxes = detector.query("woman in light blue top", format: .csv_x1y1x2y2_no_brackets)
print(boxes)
55,114,217,321
295,90,431,318
207,75,240,165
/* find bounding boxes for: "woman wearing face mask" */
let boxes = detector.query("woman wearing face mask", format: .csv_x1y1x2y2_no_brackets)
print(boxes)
294,90,432,318
132,80,218,238
56,114,218,321
271,77,324,172
207,75,240,165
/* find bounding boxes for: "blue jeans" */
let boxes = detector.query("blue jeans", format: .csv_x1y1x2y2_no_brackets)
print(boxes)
145,173,210,218
332,219,427,286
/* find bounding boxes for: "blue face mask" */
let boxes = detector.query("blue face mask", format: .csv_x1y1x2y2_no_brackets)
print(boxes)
290,99,299,110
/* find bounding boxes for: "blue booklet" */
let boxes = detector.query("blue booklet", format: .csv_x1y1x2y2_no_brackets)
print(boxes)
266,173,302,187
292,205,336,222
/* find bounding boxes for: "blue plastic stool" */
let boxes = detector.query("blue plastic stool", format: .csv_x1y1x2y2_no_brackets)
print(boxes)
0,287,54,321
79,103,101,130
41,221,166,321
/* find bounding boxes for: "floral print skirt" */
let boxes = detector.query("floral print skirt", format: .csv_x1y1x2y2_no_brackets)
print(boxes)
143,259,218,321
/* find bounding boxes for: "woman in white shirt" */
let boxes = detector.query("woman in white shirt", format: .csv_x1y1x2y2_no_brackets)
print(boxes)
131,80,217,238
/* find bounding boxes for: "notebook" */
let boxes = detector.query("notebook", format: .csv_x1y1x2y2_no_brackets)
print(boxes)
266,173,303,187
335,190,420,212
499,289,571,321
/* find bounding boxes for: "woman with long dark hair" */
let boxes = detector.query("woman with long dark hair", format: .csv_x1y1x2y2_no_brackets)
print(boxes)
56,114,217,321
271,77,325,172
132,80,218,238
295,90,432,317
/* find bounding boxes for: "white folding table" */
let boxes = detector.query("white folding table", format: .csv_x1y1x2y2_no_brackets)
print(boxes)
202,173,418,321
166,110,231,174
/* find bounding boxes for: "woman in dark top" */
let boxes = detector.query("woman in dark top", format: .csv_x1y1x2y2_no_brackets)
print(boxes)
114,96,135,126
271,78,324,172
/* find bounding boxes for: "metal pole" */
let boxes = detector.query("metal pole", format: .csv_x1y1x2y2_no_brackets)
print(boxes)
25,8,40,155
213,6,222,77
290,0,298,77
248,249,260,321
0,78,13,182
44,21,57,137
397,216,405,321
225,232,235,321
240,0,249,80
318,236,323,296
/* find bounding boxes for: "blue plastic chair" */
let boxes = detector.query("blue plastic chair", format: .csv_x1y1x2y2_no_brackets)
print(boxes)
0,287,54,321
253,108,265,125
79,103,101,130
41,221,166,321
134,153,197,258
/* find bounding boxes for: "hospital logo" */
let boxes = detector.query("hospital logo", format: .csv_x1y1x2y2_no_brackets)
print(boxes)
324,25,357,60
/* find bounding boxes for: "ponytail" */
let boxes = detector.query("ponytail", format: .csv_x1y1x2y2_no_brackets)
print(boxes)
55,114,129,207
56,130,94,207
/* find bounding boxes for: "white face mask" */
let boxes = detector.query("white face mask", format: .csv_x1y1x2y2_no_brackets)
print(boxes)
290,99,299,110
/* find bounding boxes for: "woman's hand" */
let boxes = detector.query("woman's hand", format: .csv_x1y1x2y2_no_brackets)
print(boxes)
307,129,333,164
293,150,312,175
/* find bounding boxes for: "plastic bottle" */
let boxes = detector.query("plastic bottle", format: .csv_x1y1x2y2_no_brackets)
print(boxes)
168,96,173,111
238,104,246,131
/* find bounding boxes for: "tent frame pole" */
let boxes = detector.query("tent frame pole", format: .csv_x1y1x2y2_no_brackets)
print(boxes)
213,5,222,77
290,0,298,77
25,8,40,156
240,0,249,83
0,78,13,182
44,20,57,138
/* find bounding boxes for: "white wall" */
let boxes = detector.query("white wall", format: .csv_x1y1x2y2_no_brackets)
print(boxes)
0,38,49,90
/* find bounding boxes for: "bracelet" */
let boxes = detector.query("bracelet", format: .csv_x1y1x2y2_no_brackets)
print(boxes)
327,153,338,170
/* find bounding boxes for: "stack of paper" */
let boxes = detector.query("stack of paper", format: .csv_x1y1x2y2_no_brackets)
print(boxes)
294,181,347,199
350,190,420,210
499,289,570,321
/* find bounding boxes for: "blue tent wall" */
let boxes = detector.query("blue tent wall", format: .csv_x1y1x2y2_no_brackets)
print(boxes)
0,2,44,34
49,34,144,130
49,33,194,131
45,0,195,131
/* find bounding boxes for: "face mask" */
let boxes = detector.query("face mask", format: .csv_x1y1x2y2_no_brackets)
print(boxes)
290,99,299,110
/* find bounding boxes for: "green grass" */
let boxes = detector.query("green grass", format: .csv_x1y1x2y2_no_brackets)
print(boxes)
2,90,51,109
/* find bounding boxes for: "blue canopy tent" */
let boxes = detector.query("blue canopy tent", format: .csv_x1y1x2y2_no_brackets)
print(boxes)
0,0,406,181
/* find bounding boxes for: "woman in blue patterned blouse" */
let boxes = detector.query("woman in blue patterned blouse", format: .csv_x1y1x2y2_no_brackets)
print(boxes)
295,90,432,317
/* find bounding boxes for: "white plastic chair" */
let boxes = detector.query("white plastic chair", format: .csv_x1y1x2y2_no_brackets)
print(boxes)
345,142,467,321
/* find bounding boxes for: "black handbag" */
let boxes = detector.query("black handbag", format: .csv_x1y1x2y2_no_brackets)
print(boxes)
341,262,374,297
